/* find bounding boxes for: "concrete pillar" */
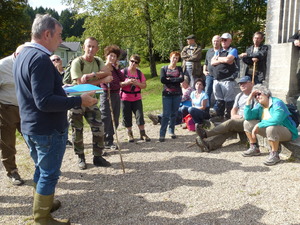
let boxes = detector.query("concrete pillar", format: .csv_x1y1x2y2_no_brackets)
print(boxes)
265,0,300,103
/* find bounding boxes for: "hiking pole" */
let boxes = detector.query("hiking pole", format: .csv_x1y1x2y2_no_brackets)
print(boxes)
252,61,257,84
107,83,125,173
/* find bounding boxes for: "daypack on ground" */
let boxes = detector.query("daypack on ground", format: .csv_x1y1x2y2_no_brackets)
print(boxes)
63,56,101,84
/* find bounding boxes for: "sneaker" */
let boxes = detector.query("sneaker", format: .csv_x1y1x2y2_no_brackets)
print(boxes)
242,144,261,157
147,113,159,125
195,136,210,152
7,171,24,186
93,156,111,167
78,157,87,170
195,123,207,139
170,134,176,139
264,151,280,166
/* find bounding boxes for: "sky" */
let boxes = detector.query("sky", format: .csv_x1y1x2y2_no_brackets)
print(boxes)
27,0,69,14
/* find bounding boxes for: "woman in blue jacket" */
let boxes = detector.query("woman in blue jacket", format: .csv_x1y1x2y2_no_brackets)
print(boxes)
242,84,298,166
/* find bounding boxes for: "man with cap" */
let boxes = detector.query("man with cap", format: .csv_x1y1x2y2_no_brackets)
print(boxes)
210,32,239,121
195,76,254,152
239,32,268,84
181,34,202,88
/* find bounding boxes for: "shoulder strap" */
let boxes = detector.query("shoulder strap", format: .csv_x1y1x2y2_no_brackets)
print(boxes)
78,57,84,71
94,57,101,70
136,68,142,81
124,67,128,77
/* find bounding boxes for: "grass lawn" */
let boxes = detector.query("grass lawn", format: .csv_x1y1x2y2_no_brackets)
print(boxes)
139,63,168,113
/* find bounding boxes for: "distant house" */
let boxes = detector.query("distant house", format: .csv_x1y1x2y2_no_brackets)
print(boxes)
53,42,82,67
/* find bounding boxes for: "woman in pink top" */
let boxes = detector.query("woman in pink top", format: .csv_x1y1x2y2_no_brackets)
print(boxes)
120,54,150,142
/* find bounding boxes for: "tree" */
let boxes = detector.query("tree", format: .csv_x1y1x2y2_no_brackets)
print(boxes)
0,0,31,57
60,9,85,39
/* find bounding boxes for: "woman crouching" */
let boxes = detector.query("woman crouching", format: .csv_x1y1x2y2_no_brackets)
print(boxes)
242,84,298,166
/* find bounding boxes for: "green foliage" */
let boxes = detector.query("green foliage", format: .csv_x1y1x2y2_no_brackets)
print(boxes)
60,9,85,39
139,63,169,112
0,0,31,57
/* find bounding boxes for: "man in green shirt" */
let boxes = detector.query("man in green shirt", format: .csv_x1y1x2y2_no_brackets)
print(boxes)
70,37,113,170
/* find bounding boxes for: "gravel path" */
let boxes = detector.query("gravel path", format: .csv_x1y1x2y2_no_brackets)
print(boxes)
1,121,300,225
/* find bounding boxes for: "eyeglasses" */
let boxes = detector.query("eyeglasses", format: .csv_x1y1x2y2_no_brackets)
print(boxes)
52,58,61,62
130,60,139,64
255,93,262,98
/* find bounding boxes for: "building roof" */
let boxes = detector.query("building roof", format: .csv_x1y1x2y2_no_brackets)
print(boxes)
59,42,81,52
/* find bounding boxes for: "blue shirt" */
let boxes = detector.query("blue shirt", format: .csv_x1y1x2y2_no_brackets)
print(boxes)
13,43,82,135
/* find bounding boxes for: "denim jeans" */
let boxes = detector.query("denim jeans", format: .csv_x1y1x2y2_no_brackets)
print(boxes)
205,75,214,107
181,106,210,124
23,128,68,195
160,95,182,137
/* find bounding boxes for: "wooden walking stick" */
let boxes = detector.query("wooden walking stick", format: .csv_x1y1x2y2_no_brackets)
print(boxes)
107,83,125,173
252,61,257,84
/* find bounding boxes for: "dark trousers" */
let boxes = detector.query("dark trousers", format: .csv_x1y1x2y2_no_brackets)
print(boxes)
100,92,121,144
0,103,21,174
121,100,145,128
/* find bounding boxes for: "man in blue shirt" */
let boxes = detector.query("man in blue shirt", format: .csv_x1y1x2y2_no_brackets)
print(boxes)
14,14,97,224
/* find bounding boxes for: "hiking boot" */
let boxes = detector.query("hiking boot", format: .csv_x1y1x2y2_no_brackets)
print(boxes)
147,113,159,125
195,123,207,139
93,156,111,167
77,154,87,170
170,134,176,139
128,130,134,142
242,144,261,157
7,171,24,186
140,130,151,142
159,137,165,142
264,151,280,166
195,136,210,152
105,141,118,150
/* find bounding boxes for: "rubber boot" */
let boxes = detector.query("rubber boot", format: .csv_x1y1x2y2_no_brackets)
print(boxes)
33,192,70,225
140,130,151,142
33,183,61,213
128,130,134,143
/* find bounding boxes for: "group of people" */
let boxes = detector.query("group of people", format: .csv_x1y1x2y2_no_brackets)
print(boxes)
0,12,299,224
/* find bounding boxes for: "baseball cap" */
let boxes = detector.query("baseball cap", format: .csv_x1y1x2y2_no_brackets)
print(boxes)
238,76,251,83
186,34,196,39
221,33,232,39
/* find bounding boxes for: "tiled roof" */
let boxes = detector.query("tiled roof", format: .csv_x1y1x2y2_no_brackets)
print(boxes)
59,42,81,52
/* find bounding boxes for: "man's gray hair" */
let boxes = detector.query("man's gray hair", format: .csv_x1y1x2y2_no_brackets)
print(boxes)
32,14,62,40
253,84,272,97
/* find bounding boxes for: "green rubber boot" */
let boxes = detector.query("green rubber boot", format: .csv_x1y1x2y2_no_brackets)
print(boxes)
33,192,70,225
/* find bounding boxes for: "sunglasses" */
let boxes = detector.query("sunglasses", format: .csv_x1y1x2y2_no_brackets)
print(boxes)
52,58,61,62
130,60,139,64
221,39,228,42
255,93,262,98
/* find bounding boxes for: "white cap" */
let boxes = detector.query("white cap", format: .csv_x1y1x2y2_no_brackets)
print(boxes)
221,33,232,39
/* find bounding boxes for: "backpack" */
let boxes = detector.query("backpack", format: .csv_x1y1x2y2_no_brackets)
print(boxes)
286,104,300,127
63,56,101,84
123,67,142,81
121,67,143,96
183,114,195,131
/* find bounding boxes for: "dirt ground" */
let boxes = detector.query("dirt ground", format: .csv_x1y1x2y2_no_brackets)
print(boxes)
1,119,300,225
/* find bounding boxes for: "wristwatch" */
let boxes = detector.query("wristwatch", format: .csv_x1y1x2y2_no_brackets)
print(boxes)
92,72,97,78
